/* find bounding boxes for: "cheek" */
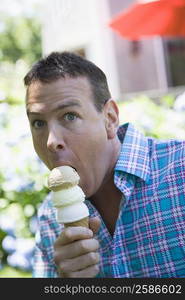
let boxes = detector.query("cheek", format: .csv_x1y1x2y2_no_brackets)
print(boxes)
80,125,107,158
32,134,46,158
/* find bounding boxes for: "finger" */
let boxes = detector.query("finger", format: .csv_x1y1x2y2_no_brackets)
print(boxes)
62,264,100,278
59,252,100,273
89,216,101,234
54,238,99,262
54,226,93,248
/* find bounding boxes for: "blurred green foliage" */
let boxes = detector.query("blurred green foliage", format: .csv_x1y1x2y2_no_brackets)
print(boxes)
119,95,185,140
0,15,41,65
0,101,49,276
0,10,42,104
0,266,31,278
0,8,44,277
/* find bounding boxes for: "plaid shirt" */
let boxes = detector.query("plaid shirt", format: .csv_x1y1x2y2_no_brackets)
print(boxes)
33,123,185,278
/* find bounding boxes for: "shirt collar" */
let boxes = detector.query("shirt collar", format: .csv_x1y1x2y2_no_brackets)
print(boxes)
115,123,151,182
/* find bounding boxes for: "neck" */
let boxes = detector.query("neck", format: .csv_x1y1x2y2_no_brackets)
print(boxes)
89,137,122,235
90,175,122,236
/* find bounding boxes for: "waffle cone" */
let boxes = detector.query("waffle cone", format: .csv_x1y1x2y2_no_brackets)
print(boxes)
64,217,89,228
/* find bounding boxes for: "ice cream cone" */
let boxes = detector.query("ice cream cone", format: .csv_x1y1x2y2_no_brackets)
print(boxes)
64,216,89,228
48,166,89,227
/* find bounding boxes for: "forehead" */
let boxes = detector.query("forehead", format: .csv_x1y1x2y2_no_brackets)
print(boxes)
26,76,93,104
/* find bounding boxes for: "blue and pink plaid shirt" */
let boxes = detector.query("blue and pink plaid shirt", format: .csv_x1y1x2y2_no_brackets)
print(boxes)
33,123,185,277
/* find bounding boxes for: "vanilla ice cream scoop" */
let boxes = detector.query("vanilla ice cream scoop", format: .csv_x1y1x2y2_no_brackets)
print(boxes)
48,166,89,227
48,166,80,191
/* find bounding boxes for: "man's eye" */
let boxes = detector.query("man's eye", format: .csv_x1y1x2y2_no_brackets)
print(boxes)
63,113,77,121
32,120,45,129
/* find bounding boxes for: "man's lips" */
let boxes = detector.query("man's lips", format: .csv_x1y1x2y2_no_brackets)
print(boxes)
51,161,77,171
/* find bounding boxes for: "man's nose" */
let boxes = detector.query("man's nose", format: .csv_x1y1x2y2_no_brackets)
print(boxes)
47,126,65,152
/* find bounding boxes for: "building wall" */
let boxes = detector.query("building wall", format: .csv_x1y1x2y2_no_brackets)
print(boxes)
41,0,168,100
108,0,167,94
42,0,120,99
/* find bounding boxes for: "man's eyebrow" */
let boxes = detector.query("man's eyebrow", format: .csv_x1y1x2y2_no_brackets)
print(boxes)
27,101,81,116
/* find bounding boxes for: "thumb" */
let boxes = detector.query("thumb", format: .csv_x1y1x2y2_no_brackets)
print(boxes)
89,216,101,234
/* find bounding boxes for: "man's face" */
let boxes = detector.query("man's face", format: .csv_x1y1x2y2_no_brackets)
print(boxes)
26,76,114,197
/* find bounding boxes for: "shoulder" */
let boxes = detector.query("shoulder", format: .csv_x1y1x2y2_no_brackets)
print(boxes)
148,137,185,161
147,138,185,181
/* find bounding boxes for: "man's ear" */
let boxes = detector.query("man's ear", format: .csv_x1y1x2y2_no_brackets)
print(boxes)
103,99,119,139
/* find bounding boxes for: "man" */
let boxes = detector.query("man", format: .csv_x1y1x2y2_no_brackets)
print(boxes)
24,51,185,278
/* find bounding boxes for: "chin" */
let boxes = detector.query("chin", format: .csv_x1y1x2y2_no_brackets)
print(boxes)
80,179,97,199
81,184,92,199
85,185,99,200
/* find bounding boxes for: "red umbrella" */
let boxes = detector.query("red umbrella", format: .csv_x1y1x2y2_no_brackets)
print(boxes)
109,0,185,40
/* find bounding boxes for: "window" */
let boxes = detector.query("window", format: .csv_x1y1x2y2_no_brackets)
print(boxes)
164,39,185,87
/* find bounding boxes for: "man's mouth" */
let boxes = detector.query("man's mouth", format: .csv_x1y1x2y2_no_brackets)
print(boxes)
52,161,77,172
